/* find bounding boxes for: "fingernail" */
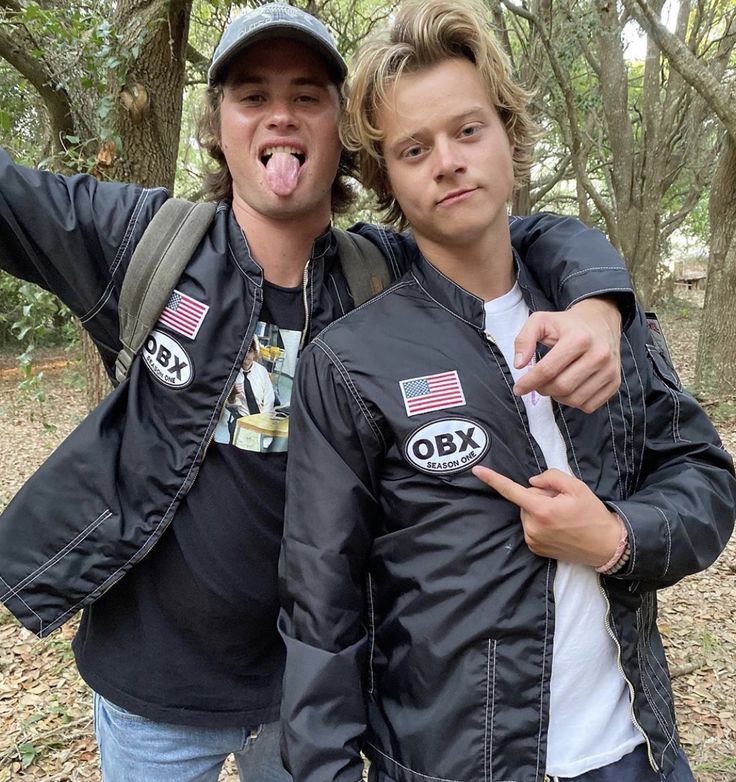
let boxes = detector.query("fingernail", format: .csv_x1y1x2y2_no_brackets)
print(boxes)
514,352,523,367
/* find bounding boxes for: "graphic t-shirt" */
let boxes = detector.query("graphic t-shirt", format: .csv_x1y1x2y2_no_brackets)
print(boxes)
73,281,306,728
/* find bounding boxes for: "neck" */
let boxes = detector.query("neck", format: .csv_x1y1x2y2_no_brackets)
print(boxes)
232,199,331,288
416,224,515,302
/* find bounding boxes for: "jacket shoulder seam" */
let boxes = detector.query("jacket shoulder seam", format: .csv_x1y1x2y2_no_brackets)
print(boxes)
319,279,415,338
312,338,386,448
79,188,160,323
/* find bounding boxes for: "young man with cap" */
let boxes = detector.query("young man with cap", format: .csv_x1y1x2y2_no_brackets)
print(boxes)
279,2,736,781
1,3,634,781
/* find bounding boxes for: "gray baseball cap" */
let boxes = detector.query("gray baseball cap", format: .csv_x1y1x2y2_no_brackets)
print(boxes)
208,3,347,86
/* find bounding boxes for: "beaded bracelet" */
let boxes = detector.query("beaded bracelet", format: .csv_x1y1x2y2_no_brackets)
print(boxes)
595,515,630,575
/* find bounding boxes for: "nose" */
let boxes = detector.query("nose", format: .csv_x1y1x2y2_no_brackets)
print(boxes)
433,137,465,181
266,99,298,130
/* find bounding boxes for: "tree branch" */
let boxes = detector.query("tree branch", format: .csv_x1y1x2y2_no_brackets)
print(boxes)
0,20,75,148
500,0,619,243
186,42,207,67
623,0,736,132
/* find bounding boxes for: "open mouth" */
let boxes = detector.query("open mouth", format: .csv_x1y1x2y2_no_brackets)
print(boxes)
260,146,306,167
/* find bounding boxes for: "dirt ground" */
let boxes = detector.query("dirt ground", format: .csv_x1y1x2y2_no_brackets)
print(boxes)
0,299,735,782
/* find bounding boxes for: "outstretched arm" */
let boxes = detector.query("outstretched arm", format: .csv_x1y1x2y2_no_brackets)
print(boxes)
0,147,165,361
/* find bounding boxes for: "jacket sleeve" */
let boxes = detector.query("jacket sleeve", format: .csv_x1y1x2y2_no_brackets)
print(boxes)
0,146,166,352
605,309,736,591
279,338,383,782
509,212,636,327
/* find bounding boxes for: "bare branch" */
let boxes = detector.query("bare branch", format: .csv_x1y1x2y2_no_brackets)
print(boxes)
186,42,207,67
623,0,736,132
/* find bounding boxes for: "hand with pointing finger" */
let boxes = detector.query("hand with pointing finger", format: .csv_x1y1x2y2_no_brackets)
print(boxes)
512,298,621,413
471,466,621,568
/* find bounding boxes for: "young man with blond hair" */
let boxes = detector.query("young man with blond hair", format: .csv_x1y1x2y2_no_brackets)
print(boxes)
279,2,736,781
0,0,632,773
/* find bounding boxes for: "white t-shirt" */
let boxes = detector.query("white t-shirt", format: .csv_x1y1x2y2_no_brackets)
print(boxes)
483,283,643,777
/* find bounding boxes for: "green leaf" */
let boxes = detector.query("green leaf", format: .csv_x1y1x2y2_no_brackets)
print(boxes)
19,742,37,769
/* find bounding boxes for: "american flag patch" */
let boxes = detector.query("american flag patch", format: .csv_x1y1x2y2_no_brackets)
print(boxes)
399,371,466,417
158,290,209,339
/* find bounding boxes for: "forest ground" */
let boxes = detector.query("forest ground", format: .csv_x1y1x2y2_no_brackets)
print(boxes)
0,293,734,781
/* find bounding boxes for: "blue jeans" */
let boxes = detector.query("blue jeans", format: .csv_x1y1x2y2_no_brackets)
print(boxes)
545,744,695,782
375,744,695,782
94,693,291,782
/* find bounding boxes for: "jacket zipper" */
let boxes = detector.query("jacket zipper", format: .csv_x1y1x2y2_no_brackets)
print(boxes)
488,321,658,775
546,381,658,771
300,258,311,350
597,579,659,772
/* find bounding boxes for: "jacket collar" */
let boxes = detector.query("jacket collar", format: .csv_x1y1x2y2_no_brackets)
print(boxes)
226,205,335,286
410,248,554,329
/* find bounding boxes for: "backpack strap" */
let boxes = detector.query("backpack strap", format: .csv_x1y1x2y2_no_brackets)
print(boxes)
333,229,392,307
115,198,217,384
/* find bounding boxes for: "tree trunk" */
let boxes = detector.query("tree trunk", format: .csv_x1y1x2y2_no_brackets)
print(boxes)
107,0,192,191
83,0,192,406
695,133,736,397
620,1,736,397
620,204,663,307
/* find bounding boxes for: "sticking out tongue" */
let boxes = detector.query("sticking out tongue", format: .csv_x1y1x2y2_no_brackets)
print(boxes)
265,152,300,196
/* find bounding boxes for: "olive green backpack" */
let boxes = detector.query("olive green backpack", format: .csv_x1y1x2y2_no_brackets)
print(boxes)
114,198,391,384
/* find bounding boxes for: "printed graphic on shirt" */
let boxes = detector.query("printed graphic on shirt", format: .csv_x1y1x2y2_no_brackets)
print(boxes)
403,417,490,474
142,329,193,388
213,323,301,453
157,289,209,340
399,370,466,417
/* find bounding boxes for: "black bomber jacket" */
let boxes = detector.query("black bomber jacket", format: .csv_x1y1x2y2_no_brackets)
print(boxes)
279,253,736,782
0,146,635,638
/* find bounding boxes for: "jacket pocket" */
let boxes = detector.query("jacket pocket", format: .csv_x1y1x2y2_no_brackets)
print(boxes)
646,343,683,392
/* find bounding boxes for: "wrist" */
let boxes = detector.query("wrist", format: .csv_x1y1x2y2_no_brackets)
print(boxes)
595,514,630,575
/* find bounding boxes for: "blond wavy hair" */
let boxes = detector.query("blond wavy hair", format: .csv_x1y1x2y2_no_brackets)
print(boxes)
341,0,539,227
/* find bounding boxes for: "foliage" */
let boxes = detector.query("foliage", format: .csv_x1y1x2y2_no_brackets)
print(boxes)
0,272,75,350
0,1,139,171
0,62,45,164
492,0,731,305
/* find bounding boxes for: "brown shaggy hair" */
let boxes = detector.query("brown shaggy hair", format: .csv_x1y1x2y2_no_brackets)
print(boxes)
341,0,540,227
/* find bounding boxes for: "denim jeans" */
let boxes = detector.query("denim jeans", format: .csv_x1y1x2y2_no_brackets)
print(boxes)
375,743,695,782
94,693,291,782
545,744,696,782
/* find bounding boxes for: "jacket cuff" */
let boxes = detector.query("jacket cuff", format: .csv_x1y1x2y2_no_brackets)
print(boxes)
562,269,636,331
603,499,670,582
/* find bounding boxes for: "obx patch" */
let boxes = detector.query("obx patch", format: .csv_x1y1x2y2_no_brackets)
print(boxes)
142,329,193,388
404,417,490,475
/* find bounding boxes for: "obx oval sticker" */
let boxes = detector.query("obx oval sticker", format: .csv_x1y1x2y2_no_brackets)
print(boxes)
404,417,490,475
142,329,193,388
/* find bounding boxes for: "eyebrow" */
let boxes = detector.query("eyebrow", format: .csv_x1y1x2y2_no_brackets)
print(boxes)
388,107,488,154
